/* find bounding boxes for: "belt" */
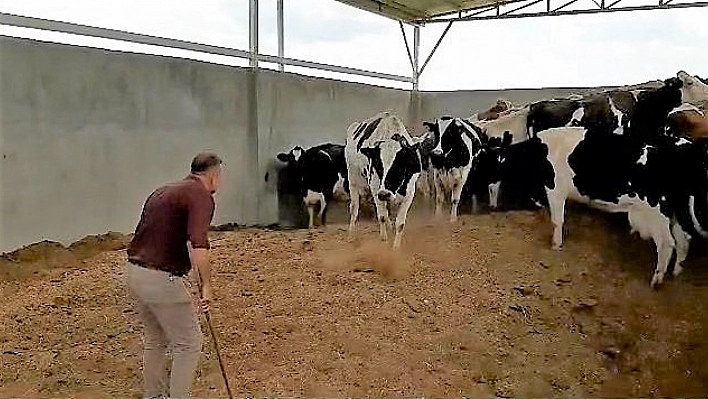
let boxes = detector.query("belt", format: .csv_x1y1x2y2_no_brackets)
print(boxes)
129,259,186,278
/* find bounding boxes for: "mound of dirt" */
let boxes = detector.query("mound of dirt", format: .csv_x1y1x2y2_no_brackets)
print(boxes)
0,232,130,281
319,238,412,281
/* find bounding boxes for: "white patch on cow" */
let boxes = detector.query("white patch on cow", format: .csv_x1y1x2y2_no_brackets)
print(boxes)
569,107,585,126
607,97,625,135
669,102,704,117
318,149,332,160
637,145,651,165
537,126,677,288
672,220,691,277
488,181,502,209
472,106,530,144
677,138,691,146
432,118,454,156
292,147,304,162
303,190,326,229
688,195,708,239
332,173,348,201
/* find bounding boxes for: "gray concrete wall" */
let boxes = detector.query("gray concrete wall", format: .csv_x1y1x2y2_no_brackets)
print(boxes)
0,37,260,253
0,36,413,253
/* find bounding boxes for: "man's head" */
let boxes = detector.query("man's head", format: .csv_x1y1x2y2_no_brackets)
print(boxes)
191,152,223,194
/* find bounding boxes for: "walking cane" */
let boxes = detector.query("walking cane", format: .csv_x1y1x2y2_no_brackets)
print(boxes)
195,274,234,399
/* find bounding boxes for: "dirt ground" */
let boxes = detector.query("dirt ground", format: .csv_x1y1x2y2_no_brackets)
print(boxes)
2,200,708,398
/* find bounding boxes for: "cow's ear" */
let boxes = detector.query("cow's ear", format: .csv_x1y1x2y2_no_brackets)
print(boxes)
502,131,513,147
665,76,683,89
360,147,378,160
276,153,291,163
391,133,412,149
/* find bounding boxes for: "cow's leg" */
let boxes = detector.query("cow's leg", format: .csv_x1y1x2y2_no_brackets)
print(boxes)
449,168,467,223
373,196,390,242
306,205,315,229
317,198,327,227
348,189,361,232
471,194,480,215
393,178,418,249
433,170,445,219
488,181,502,211
626,205,675,288
546,188,567,251
671,220,691,277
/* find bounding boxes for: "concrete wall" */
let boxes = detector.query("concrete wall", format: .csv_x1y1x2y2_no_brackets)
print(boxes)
0,35,618,253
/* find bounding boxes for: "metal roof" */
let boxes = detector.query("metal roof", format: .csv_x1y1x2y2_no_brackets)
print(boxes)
334,0,708,24
333,0,523,24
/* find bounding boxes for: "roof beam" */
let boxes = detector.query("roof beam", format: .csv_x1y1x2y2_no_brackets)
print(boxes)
334,0,424,24
423,0,708,22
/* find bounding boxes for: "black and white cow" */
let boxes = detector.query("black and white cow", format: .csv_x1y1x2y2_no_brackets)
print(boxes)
345,111,425,248
527,99,583,138
529,126,707,288
474,131,552,211
421,116,488,222
276,143,348,229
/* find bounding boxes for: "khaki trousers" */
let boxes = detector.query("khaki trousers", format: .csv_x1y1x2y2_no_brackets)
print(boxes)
125,262,203,399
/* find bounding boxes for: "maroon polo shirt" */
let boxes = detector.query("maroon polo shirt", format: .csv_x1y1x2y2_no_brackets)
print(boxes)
127,175,215,276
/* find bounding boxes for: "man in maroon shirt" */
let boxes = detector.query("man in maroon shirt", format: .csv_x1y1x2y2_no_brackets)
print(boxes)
126,152,222,399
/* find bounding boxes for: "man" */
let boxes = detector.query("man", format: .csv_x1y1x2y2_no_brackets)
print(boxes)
126,152,223,399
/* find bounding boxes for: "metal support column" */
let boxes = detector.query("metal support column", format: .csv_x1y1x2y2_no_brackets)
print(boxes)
277,0,284,72
412,25,420,91
249,0,259,68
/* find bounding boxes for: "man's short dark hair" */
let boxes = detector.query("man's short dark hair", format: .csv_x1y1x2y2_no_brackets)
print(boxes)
191,152,222,174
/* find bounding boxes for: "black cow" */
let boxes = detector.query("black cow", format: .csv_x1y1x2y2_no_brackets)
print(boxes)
276,143,348,229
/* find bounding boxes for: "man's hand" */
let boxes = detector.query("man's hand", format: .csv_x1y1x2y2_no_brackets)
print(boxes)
189,246,212,314
200,284,213,313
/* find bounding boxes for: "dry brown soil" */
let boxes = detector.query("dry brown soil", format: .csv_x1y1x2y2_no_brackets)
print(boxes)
2,202,708,398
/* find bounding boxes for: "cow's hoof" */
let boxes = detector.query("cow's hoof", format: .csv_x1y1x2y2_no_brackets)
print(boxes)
551,244,563,251
650,274,663,290
672,264,684,277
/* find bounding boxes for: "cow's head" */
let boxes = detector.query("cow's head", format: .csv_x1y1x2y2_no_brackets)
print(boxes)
677,71,708,109
478,131,513,210
276,146,305,165
423,115,458,157
360,133,423,202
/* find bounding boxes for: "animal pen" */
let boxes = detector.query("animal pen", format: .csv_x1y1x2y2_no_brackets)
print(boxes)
2,0,708,397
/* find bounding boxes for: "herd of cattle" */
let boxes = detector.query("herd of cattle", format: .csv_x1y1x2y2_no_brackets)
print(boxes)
276,71,708,288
